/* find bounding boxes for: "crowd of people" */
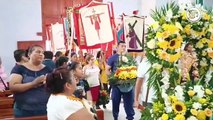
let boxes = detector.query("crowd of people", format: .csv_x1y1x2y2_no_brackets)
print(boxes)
1,41,186,120
0,44,112,119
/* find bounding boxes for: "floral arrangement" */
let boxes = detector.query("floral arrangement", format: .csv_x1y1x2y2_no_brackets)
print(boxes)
143,84,213,120
109,54,137,86
141,2,213,120
98,90,110,105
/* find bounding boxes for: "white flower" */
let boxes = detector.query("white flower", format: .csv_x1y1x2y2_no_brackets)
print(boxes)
166,9,173,22
147,39,156,49
193,85,204,98
120,56,128,63
150,109,153,114
165,106,172,113
187,116,198,120
206,48,212,52
205,70,212,84
152,63,162,70
161,89,171,107
192,102,202,110
211,59,213,64
157,118,162,120
161,78,170,89
175,85,185,101
161,84,170,90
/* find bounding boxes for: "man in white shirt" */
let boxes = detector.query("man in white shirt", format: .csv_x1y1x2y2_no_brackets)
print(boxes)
134,54,155,108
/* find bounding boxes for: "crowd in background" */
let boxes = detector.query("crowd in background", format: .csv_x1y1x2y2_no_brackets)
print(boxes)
0,42,149,120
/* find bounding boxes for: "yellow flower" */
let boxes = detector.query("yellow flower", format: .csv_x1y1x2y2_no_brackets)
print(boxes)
159,51,168,60
174,114,185,120
203,13,211,21
168,37,182,50
205,89,212,95
201,38,208,43
184,25,191,35
196,41,204,49
198,98,207,104
162,24,179,34
128,70,137,79
204,108,212,117
157,41,169,49
118,71,128,80
208,51,213,58
197,110,206,120
208,40,213,48
202,51,207,56
168,53,181,63
156,49,162,54
169,95,178,103
210,34,213,41
162,31,170,39
181,11,187,20
188,90,196,97
162,113,169,120
190,109,198,116
172,101,186,114
156,32,163,39
153,101,164,113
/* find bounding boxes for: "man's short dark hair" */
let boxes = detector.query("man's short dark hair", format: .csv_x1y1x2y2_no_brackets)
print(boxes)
55,56,69,68
44,51,54,59
13,49,26,62
118,41,125,46
55,51,63,57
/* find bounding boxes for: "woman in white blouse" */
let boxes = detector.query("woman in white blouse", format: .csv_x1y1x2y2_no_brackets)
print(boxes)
46,67,96,120
83,54,101,108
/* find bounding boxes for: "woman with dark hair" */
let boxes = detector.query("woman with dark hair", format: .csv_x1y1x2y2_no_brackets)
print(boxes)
68,62,92,102
96,51,108,91
95,51,109,109
55,56,69,68
9,45,53,117
54,51,63,63
46,67,96,120
70,52,78,63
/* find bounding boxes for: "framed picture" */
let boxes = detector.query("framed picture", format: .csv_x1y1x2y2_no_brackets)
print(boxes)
123,16,145,52
80,4,114,46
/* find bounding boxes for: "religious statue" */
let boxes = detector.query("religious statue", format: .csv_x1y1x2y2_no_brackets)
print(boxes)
179,43,199,84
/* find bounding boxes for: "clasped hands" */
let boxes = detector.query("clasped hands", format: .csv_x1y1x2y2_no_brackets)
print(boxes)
32,75,47,88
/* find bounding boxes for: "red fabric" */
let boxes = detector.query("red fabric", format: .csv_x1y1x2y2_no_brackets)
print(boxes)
73,6,101,49
73,2,116,49
133,10,139,15
90,85,100,102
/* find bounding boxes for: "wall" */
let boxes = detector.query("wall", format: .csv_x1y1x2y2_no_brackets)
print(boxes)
0,0,42,75
103,0,141,17
203,0,213,9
